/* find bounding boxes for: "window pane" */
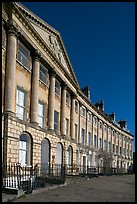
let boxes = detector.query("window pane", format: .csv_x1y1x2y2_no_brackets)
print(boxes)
19,91,25,106
17,41,30,69
66,91,70,105
38,103,44,116
16,105,24,120
75,101,78,112
39,64,49,85
19,150,27,165
20,141,27,150
88,132,91,147
94,135,97,148
54,111,58,130
104,140,106,150
39,117,43,128
81,129,85,145
16,88,26,119
55,79,61,95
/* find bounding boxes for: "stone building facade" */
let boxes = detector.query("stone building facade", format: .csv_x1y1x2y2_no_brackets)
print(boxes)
2,2,133,172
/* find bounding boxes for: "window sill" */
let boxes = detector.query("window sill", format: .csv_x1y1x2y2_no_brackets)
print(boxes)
39,79,49,88
16,59,31,73
55,93,61,98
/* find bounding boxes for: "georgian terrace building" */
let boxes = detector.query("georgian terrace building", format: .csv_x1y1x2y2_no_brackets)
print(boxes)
2,2,133,173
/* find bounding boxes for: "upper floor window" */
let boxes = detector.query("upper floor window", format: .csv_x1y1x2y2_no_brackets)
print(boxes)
39,63,49,85
94,117,97,125
94,135,97,148
108,142,111,151
17,41,30,69
16,87,26,120
66,91,71,106
75,100,78,112
38,101,45,128
65,118,69,136
108,128,111,134
88,112,92,122
123,148,126,155
104,124,107,131
81,128,85,145
54,110,59,130
55,79,61,96
119,134,122,140
75,124,78,140
120,146,122,155
88,132,91,147
104,140,106,151
116,145,118,154
99,138,102,148
100,121,102,129
81,106,86,117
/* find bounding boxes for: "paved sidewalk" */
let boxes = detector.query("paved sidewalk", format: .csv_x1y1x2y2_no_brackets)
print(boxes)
2,193,18,202
10,174,135,202
2,183,67,202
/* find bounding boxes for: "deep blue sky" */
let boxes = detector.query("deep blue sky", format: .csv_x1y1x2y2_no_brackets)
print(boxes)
21,2,135,151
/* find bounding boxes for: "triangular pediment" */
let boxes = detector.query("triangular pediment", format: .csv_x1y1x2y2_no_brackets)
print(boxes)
30,21,71,74
15,2,79,87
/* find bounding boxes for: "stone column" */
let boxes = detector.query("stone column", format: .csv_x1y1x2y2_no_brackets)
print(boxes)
102,123,104,151
48,69,56,130
126,137,128,158
78,101,82,144
70,94,76,140
111,128,113,152
61,83,67,135
121,136,124,156
5,20,19,113
31,49,41,124
85,108,88,146
91,114,94,148
106,125,108,151
97,118,100,150
118,133,120,155
114,131,116,155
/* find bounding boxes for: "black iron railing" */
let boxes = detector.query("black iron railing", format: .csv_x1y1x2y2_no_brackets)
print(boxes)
2,163,132,193
2,163,66,193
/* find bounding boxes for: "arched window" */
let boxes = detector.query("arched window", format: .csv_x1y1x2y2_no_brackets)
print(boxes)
19,133,32,166
41,138,50,174
68,145,73,166
56,143,63,165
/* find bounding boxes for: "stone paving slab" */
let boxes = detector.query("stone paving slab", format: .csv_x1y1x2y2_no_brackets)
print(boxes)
3,174,135,202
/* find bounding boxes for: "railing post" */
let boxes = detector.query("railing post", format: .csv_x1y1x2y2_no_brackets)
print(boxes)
16,163,21,190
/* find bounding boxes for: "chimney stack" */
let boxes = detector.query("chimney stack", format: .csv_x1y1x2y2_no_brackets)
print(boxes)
118,120,127,129
81,86,90,100
95,100,104,111
109,112,115,121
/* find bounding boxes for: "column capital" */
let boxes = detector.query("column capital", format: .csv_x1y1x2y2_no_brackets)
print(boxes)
72,92,77,99
33,49,41,61
62,82,67,90
49,68,56,77
6,19,21,37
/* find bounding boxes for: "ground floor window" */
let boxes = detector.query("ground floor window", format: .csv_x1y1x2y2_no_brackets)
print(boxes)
19,133,31,166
